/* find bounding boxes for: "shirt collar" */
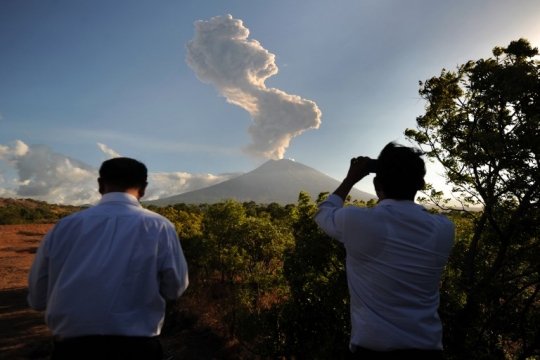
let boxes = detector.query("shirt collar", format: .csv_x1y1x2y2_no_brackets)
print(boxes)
378,199,425,209
98,192,142,207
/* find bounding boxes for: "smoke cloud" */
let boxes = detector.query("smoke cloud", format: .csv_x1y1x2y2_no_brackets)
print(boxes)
97,142,121,158
186,14,322,159
0,140,239,205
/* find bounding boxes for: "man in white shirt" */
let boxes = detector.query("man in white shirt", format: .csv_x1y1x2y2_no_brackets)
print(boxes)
28,157,189,360
315,142,454,359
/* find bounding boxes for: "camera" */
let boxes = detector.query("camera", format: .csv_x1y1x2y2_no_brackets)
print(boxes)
366,159,377,174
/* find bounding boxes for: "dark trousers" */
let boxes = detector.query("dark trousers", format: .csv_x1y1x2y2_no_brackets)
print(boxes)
349,345,443,360
51,335,163,360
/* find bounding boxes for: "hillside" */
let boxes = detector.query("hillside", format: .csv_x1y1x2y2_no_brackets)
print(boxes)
0,198,85,225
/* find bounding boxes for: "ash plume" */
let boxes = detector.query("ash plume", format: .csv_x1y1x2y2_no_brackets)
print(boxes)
186,14,322,159
97,142,121,158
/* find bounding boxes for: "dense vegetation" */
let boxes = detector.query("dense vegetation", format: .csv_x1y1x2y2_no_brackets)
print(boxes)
150,193,539,360
149,193,375,359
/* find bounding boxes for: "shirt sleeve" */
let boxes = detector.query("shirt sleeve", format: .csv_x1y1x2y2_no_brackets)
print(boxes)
27,230,52,311
158,222,189,301
314,194,347,241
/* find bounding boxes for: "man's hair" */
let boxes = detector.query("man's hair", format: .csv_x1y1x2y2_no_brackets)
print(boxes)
375,142,425,200
99,157,148,190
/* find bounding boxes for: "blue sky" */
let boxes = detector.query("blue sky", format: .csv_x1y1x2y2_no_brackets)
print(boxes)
1,0,539,204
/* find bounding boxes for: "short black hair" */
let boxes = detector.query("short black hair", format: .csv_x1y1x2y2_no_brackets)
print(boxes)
99,157,148,190
375,142,425,200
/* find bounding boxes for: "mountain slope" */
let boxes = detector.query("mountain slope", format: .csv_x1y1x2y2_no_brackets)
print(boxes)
145,159,375,206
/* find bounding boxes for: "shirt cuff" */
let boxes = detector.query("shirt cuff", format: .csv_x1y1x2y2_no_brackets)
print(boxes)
324,194,345,207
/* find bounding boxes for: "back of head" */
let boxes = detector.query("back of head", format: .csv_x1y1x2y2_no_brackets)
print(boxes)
375,142,425,200
99,157,148,190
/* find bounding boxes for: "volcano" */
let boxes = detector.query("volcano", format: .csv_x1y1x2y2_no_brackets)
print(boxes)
145,159,375,206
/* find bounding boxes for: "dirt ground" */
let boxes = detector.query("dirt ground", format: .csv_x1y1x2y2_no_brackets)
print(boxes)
0,224,233,360
0,224,55,360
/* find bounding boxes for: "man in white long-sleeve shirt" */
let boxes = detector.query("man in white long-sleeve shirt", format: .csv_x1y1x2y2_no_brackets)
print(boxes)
314,142,454,360
28,157,189,360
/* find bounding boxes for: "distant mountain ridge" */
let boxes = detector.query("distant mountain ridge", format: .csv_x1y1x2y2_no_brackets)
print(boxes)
145,159,376,206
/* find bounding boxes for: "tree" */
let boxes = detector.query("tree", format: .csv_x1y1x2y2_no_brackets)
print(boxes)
231,215,294,353
277,191,350,359
199,199,247,282
406,39,540,359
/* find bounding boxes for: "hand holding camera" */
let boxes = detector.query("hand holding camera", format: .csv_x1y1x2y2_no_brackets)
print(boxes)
345,156,376,185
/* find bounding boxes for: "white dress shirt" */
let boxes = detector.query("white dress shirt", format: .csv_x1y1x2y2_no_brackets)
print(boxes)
28,192,188,338
315,194,454,351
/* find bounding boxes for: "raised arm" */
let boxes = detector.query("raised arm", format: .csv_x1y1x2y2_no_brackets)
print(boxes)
332,156,370,201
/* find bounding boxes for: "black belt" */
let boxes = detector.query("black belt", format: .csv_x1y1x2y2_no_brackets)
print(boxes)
350,345,443,360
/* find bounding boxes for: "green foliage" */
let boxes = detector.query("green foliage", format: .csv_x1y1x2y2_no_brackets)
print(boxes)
152,193,352,359
0,198,83,224
199,199,247,283
276,191,350,359
155,199,295,348
406,38,540,359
